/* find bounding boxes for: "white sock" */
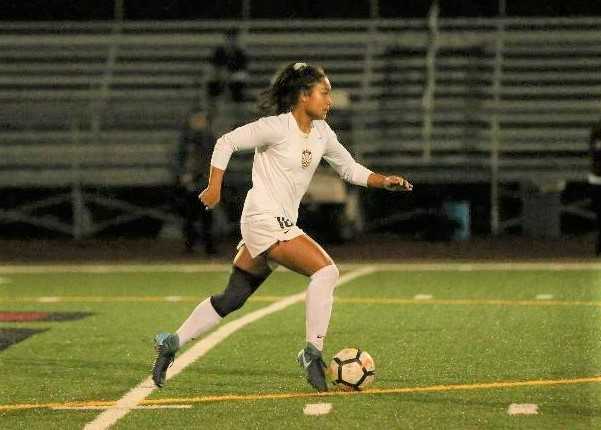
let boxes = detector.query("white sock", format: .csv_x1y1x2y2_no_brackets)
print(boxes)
305,264,339,351
176,298,223,347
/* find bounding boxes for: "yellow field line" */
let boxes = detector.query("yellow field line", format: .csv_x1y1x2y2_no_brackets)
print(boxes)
2,375,601,412
335,297,601,307
1,295,601,307
3,262,601,274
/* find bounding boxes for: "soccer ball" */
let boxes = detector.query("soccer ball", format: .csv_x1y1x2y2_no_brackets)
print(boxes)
328,347,375,390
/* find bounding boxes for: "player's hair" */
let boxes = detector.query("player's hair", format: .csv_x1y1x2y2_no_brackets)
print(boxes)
257,62,326,115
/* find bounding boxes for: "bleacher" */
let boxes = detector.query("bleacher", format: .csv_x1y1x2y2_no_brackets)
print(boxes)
1,18,598,188
353,19,600,182
0,18,599,237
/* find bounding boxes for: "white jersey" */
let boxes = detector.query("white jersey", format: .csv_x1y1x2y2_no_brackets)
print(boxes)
211,112,373,226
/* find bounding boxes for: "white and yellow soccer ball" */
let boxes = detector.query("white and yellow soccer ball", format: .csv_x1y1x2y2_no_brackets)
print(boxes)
328,347,375,390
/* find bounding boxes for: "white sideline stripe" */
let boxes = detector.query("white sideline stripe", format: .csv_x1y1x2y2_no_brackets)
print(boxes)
414,294,432,300
507,403,539,415
4,261,601,274
536,294,554,300
0,264,233,274
374,262,601,272
83,266,376,430
303,403,333,416
164,296,183,302
54,405,192,410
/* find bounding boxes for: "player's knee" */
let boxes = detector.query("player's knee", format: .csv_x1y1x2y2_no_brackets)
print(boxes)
210,292,239,317
311,264,339,286
210,266,268,317
329,264,340,283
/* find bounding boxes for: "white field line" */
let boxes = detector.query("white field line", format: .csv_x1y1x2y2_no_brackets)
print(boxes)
3,261,601,274
368,262,601,272
507,403,539,415
303,402,333,416
536,294,554,300
83,266,377,430
0,264,233,274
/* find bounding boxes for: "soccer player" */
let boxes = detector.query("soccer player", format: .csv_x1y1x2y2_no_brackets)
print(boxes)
152,62,413,391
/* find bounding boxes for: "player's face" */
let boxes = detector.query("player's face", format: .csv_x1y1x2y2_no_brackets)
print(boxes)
303,77,332,120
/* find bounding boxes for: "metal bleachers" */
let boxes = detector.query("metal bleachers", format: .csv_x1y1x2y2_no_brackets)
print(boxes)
2,18,598,187
0,18,600,236
353,19,600,183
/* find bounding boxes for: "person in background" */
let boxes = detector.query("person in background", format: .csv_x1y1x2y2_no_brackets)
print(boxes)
207,28,249,109
588,118,601,255
173,109,217,255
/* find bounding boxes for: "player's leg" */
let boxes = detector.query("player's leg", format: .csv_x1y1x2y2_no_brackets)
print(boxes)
152,245,272,388
173,246,271,347
267,234,338,350
266,235,340,391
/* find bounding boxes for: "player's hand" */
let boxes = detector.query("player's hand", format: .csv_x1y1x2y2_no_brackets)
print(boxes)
199,186,221,210
383,175,413,192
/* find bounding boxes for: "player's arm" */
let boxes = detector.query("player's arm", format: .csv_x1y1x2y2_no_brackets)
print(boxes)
199,166,224,209
322,126,412,192
199,117,282,209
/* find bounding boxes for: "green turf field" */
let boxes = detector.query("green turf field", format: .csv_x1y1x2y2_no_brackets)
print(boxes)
1,264,600,429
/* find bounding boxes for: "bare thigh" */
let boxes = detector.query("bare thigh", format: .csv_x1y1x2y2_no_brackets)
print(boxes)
233,245,272,278
266,234,334,277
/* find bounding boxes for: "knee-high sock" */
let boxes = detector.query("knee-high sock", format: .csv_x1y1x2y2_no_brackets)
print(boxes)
305,264,339,351
176,298,222,347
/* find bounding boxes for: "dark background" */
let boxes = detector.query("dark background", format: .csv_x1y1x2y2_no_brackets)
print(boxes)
3,0,601,21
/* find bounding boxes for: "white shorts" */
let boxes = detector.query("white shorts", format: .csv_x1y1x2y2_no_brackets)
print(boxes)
237,216,305,258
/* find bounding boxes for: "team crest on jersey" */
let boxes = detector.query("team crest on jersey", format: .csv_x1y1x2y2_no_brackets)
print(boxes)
301,149,312,169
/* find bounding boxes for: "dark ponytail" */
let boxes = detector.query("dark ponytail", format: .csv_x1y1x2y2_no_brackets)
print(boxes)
257,62,326,115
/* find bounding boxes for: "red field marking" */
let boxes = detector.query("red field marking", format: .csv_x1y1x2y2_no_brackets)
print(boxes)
0,311,49,322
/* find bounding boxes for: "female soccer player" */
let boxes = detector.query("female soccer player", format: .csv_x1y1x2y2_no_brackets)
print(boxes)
152,62,412,391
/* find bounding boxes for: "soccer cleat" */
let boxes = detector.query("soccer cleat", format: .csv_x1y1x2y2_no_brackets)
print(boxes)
297,342,328,392
152,332,179,388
